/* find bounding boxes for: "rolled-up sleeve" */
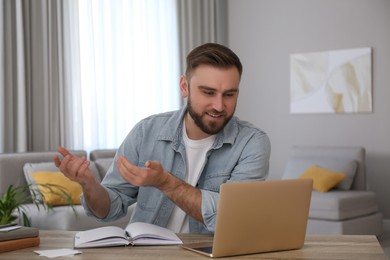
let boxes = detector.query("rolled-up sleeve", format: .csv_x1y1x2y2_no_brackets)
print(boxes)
80,186,130,222
201,190,219,231
199,128,271,232
80,176,138,222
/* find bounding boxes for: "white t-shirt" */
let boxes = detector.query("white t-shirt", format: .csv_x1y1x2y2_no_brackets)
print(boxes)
166,120,216,233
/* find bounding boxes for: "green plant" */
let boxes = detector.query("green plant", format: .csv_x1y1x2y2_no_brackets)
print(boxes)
0,184,76,226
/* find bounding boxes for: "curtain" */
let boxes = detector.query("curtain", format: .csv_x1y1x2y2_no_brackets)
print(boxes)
62,1,83,150
0,0,227,154
0,0,27,152
176,0,228,73
0,0,71,153
73,0,181,152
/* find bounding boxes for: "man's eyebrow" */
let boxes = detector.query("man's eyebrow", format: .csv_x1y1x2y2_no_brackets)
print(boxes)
198,86,239,93
198,86,215,91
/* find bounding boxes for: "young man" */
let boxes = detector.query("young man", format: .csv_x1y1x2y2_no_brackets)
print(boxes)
54,43,271,233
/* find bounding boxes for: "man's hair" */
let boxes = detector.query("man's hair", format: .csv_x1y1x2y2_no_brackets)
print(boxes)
185,43,243,80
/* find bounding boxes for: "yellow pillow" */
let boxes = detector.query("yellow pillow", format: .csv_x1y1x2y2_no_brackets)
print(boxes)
31,171,82,205
299,165,347,192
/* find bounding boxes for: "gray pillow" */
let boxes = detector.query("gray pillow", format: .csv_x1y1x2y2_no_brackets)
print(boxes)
282,158,358,190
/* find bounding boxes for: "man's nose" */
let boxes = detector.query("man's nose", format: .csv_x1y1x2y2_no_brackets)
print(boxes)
212,95,224,112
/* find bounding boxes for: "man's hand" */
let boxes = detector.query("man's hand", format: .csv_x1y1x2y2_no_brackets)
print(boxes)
116,156,170,189
53,147,94,186
116,156,203,223
53,147,110,218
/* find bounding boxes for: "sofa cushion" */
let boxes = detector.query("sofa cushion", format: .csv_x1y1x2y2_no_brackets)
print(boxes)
23,161,101,200
31,171,83,205
299,165,347,192
21,203,134,231
283,158,358,190
94,158,114,179
308,190,379,221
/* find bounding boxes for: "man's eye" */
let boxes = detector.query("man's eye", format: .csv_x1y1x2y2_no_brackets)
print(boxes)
204,91,214,95
224,92,236,97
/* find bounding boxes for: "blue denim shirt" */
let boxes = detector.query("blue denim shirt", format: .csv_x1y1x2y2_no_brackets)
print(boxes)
81,105,271,233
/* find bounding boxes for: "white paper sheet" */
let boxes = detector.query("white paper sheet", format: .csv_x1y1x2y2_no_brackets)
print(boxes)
34,248,82,258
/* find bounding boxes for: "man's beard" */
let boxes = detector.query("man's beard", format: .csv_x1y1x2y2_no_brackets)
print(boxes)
187,97,234,135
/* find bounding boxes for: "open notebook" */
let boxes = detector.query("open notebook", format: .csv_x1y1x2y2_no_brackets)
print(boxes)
181,179,313,258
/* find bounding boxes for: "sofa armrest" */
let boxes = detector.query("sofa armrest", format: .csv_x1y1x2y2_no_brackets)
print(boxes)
0,150,86,196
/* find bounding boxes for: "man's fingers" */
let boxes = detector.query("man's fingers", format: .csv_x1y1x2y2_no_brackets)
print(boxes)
53,147,92,183
117,156,136,173
117,157,166,188
58,154,71,173
57,146,71,157
145,160,152,168
54,147,70,168
78,160,90,176
66,156,89,177
53,155,61,167
145,160,161,171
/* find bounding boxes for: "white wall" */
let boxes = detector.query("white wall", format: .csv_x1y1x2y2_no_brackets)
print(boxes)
227,0,390,219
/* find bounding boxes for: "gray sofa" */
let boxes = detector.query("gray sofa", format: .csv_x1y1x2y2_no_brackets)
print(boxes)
282,146,383,235
2,146,382,235
0,149,133,231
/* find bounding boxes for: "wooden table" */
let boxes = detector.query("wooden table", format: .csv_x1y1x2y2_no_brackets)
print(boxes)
1,230,386,259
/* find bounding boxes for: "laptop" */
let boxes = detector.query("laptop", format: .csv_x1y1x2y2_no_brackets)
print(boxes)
181,179,313,258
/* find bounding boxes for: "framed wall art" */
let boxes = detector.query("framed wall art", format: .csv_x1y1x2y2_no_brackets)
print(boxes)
290,47,372,114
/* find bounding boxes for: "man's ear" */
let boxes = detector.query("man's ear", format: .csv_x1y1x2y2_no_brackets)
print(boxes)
180,75,189,98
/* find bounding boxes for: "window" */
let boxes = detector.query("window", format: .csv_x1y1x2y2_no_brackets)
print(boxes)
72,0,180,152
